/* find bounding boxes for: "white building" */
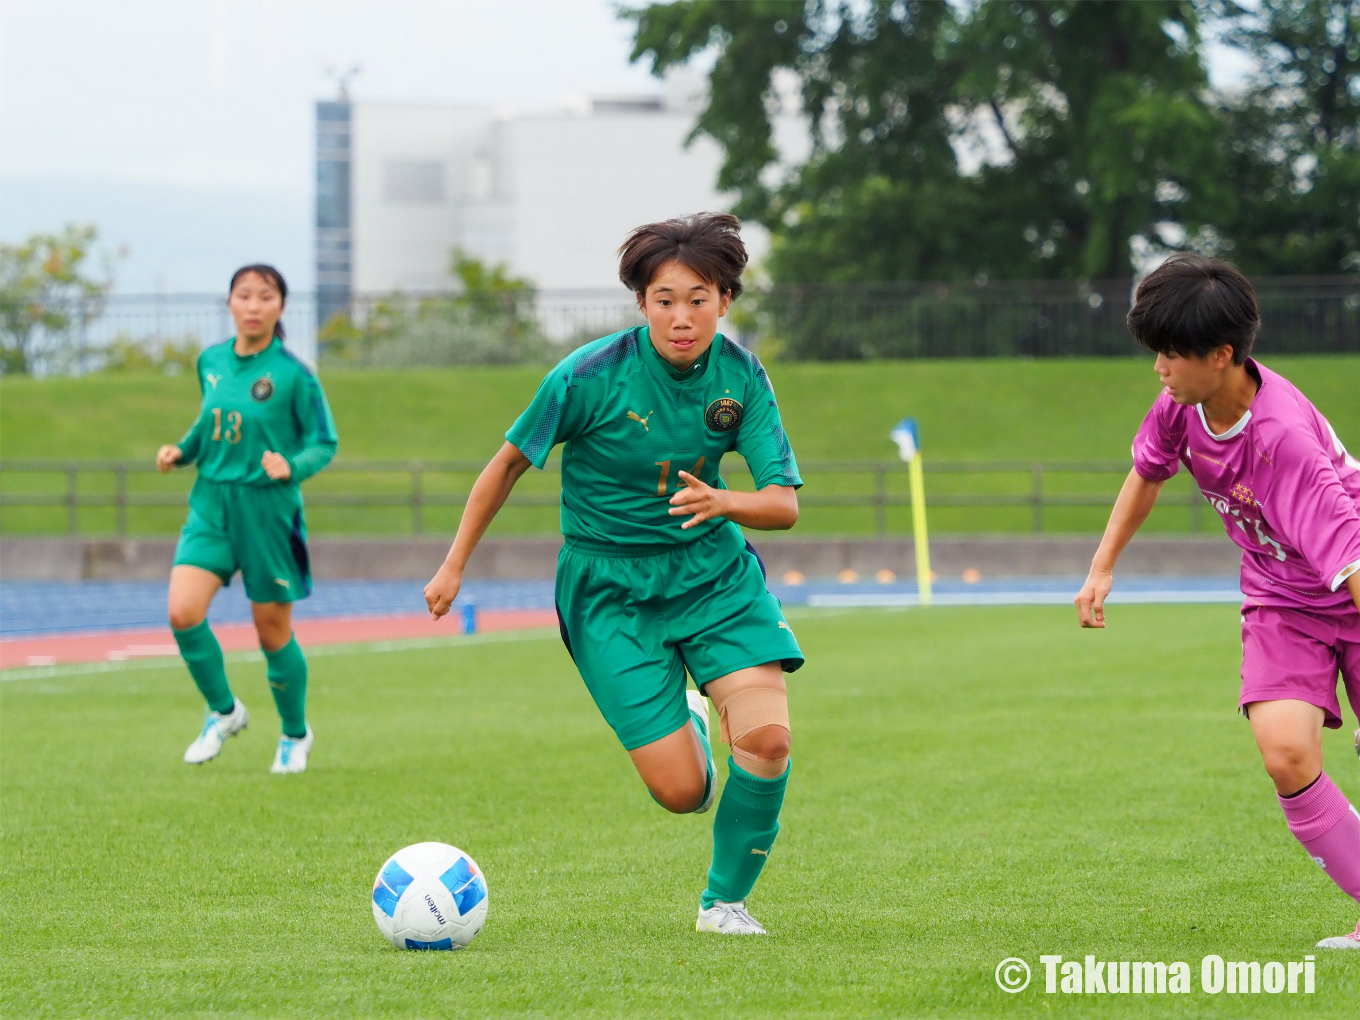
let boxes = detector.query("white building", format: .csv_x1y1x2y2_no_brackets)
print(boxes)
317,83,788,321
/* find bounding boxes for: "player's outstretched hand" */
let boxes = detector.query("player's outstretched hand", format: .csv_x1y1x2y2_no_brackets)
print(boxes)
156,445,182,473
424,565,462,621
669,470,728,530
261,450,292,481
1074,567,1113,628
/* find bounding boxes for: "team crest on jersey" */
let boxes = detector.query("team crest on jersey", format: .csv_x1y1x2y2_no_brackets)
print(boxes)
250,375,275,402
704,397,743,432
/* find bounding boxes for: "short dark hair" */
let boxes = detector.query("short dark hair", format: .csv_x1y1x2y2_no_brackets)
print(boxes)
618,212,748,300
228,264,289,340
1126,254,1259,364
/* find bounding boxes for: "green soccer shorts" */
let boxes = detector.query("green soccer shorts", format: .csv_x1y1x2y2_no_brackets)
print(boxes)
173,477,312,604
554,522,803,751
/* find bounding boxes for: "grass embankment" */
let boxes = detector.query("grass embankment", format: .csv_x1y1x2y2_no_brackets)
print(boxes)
2,356,1355,536
3,606,1357,1017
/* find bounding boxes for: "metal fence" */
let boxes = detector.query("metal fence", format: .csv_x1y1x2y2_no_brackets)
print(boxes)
0,458,1213,538
757,277,1360,359
15,276,1357,374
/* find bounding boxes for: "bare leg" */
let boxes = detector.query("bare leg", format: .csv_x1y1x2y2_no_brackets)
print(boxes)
628,724,709,813
1246,699,1325,794
251,600,294,653
167,565,222,630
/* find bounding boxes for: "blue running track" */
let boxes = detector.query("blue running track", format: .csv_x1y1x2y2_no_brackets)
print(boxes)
0,577,1243,638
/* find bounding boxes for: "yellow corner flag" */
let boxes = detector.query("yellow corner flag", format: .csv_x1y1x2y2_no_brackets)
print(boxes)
890,418,932,606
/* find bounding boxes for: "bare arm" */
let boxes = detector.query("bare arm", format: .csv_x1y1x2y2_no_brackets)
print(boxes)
1074,468,1165,628
1348,571,1360,614
424,442,533,619
669,471,798,531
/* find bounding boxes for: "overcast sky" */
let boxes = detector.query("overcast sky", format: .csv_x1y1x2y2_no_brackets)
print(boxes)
0,0,1253,293
0,0,665,290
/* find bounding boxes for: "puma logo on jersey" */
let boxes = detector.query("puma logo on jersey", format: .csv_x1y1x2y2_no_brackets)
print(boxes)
627,410,655,432
205,373,222,389
778,621,791,631
750,847,771,858
273,578,291,589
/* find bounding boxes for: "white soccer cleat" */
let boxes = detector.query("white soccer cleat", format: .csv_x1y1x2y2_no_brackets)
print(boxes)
696,900,767,935
1317,919,1360,949
687,688,716,814
270,725,314,774
183,699,249,764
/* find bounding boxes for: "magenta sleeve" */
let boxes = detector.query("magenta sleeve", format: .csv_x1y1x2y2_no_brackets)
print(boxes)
1263,430,1360,592
1131,392,1184,483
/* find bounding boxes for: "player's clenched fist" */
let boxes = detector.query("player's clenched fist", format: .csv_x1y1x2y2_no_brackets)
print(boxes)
1074,567,1113,628
669,470,728,530
156,445,182,473
261,450,292,481
424,565,463,621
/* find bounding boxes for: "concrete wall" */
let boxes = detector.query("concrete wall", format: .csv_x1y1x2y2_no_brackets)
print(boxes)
1,534,1239,583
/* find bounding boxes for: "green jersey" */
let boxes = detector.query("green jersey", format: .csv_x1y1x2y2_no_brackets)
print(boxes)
506,327,801,546
176,338,338,485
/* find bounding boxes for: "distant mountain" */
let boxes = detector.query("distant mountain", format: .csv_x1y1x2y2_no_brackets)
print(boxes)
0,177,310,294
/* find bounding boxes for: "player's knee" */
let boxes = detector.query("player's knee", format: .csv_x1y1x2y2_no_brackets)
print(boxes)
717,685,790,779
1259,742,1319,789
649,773,707,814
252,612,292,652
167,605,205,631
256,626,290,653
734,724,791,763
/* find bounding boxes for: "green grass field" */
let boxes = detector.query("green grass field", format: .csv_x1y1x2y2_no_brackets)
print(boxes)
1,356,1356,538
3,605,1358,1018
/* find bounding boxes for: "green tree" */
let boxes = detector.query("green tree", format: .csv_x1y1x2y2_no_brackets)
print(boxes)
1205,0,1360,273
628,0,1358,282
0,225,110,374
628,1,1222,281
319,251,550,366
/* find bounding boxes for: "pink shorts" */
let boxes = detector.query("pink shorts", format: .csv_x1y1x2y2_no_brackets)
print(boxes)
1239,605,1360,729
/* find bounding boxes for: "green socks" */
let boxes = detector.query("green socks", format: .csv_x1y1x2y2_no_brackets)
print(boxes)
172,620,235,714
173,622,309,738
264,636,309,739
701,757,790,909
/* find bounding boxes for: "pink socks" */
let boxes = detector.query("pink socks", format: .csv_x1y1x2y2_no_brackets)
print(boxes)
1278,772,1360,905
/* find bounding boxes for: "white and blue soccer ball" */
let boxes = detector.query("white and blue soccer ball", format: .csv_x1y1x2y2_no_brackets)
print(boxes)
371,842,488,950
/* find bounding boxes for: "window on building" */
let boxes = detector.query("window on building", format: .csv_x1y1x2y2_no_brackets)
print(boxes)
384,160,445,204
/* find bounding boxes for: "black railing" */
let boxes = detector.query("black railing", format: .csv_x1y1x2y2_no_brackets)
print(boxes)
0,458,1212,538
753,277,1360,359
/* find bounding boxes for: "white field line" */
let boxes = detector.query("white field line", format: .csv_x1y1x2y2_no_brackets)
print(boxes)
0,628,561,684
806,590,1242,608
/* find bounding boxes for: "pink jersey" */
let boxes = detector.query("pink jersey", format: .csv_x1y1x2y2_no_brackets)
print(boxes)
1132,359,1360,614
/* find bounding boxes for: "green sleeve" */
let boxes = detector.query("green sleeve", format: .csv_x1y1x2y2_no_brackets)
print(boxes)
175,356,207,466
735,356,801,490
286,370,339,483
504,359,594,468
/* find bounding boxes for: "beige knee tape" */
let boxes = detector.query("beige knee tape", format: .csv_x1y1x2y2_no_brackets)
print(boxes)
716,686,790,778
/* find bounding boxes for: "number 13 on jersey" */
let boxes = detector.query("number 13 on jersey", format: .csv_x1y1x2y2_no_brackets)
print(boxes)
211,408,242,444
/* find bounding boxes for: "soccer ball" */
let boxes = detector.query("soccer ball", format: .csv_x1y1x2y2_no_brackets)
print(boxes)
371,842,488,950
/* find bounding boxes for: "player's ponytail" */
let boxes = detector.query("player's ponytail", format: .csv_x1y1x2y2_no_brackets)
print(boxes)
228,264,289,340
